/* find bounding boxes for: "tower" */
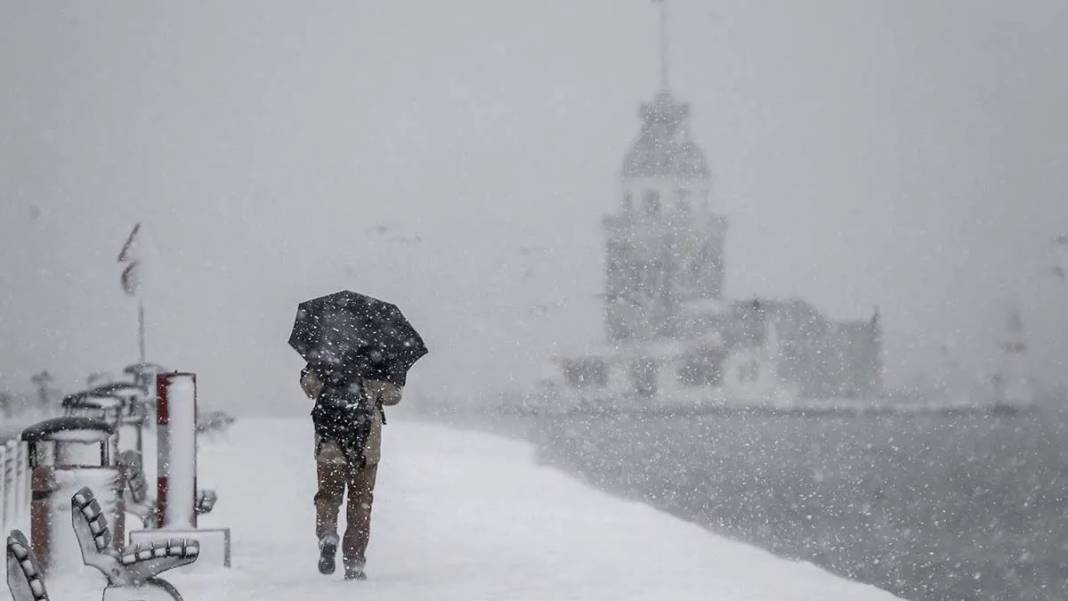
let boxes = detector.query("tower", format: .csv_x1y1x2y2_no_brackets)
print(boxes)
604,0,727,342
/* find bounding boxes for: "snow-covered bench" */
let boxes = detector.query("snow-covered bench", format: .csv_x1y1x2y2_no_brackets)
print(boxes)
6,530,48,601
71,487,200,601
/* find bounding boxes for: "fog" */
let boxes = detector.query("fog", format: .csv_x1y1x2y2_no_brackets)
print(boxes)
1,0,1066,414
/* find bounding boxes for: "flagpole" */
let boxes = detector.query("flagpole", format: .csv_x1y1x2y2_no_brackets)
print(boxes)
658,0,670,91
119,222,146,363
138,298,146,363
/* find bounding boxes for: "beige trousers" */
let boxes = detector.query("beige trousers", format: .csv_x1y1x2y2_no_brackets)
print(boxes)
314,458,379,565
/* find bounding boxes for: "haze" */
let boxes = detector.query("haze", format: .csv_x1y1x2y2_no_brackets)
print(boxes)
1,0,1066,414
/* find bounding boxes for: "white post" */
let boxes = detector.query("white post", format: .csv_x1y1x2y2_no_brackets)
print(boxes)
157,372,197,529
138,299,146,364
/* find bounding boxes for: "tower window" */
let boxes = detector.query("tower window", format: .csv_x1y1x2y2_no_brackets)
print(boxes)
643,190,661,217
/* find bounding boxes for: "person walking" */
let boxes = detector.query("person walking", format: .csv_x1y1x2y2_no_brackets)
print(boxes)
301,362,403,581
288,290,428,581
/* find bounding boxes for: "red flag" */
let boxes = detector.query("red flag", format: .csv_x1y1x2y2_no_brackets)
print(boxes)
118,222,141,263
1054,234,1067,280
121,262,141,295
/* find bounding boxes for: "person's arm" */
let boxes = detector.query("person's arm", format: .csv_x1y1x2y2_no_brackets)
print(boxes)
366,379,402,406
300,366,324,399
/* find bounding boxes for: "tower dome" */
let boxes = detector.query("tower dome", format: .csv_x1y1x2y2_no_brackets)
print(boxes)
621,92,711,182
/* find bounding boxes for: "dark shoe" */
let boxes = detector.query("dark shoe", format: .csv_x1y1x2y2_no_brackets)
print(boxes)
344,560,367,581
318,535,338,575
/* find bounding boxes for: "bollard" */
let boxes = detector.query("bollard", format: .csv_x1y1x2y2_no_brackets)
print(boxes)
155,373,197,530
63,388,156,532
129,372,230,569
88,383,155,530
88,383,149,459
62,392,124,462
20,417,125,576
124,363,167,426
123,363,166,396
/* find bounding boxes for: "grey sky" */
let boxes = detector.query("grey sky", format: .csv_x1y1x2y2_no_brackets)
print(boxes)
1,0,1066,413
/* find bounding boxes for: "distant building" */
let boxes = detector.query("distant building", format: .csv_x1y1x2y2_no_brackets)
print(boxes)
552,5,882,408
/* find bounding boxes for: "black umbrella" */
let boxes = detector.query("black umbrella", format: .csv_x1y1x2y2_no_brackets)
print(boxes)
288,291,428,385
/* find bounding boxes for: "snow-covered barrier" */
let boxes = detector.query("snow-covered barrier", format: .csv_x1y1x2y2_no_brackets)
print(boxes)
20,417,125,577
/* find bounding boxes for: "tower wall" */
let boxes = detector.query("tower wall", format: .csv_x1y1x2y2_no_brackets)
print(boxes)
605,176,726,342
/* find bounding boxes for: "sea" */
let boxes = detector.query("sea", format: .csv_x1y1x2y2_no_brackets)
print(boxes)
481,404,1068,601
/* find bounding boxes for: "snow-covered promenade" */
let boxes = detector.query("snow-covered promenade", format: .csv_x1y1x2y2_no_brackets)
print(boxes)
111,417,901,601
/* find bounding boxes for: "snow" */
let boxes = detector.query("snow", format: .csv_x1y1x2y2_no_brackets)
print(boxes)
120,417,902,601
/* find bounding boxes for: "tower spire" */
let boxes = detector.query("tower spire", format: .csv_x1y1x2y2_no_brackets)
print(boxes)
656,0,670,91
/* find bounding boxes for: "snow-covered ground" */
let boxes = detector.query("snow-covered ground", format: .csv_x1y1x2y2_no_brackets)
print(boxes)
51,418,899,600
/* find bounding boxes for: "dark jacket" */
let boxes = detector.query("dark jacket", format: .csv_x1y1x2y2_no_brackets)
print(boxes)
304,363,375,462
302,362,402,465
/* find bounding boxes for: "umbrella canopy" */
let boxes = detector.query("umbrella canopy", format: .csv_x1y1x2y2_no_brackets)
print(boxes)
288,291,428,385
